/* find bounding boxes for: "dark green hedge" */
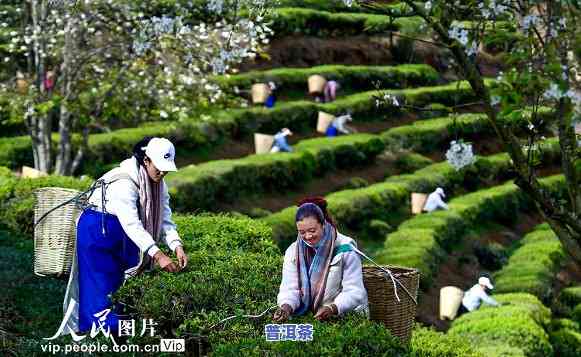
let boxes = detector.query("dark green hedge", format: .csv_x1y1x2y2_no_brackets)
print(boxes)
0,172,92,238
550,328,581,357
494,224,565,301
377,169,566,287
271,8,425,37
560,286,581,311
166,134,385,212
217,64,439,97
275,0,421,16
261,115,555,250
0,80,482,173
449,293,553,357
114,215,281,344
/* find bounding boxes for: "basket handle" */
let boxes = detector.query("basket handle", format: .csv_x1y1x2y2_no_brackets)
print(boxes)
352,246,418,306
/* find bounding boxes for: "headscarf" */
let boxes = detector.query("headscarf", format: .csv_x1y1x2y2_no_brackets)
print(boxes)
294,203,337,315
136,164,163,272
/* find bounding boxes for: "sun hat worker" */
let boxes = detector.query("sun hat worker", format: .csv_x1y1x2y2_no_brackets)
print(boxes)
59,137,188,336
273,197,368,323
457,276,500,317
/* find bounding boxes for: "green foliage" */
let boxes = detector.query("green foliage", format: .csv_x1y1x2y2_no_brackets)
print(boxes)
377,168,565,287
166,134,384,212
271,8,424,38
213,314,407,356
550,328,581,357
263,136,560,251
0,81,483,171
409,326,485,357
0,175,92,238
448,293,553,357
114,215,281,341
343,177,370,190
560,286,581,310
218,64,439,97
494,224,566,301
367,219,393,238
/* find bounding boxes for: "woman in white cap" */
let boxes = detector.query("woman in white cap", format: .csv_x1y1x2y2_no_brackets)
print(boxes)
59,136,187,336
457,276,500,317
423,187,449,212
270,128,293,153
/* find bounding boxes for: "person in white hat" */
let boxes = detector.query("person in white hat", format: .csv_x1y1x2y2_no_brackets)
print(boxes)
457,276,500,317
58,136,187,337
423,187,449,212
271,128,294,153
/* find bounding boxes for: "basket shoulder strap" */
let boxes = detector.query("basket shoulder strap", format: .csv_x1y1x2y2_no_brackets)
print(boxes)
106,172,139,188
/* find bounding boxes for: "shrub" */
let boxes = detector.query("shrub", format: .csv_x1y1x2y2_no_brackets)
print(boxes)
218,64,439,98
410,327,485,357
114,215,281,342
0,81,481,171
167,134,384,212
494,224,565,301
448,293,553,357
367,219,393,238
550,328,581,357
560,286,581,310
212,315,407,356
271,8,424,38
0,175,92,238
377,171,566,287
343,177,370,190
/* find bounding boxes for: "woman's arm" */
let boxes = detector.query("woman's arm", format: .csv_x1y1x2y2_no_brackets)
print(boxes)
161,183,183,252
332,251,367,315
277,245,301,312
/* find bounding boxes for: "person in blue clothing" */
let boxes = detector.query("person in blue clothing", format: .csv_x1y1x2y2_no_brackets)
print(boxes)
265,81,277,108
326,114,355,137
271,128,293,152
56,137,187,338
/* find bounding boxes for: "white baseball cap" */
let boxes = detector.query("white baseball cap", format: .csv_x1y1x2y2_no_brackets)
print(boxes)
436,187,445,198
143,137,177,172
478,276,494,289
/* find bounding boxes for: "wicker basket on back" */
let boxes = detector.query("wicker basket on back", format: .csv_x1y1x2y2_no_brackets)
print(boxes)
33,187,83,277
362,265,420,344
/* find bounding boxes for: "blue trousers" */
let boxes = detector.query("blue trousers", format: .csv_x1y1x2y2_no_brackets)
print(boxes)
326,124,338,137
76,209,140,333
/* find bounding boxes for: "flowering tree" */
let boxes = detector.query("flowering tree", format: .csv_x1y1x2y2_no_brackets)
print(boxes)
0,0,273,175
355,0,581,265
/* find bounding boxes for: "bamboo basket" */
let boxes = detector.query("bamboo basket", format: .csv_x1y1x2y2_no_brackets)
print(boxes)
33,187,83,277
411,193,428,214
308,75,326,94
317,111,335,133
439,286,465,320
254,133,275,154
363,265,420,344
251,83,270,104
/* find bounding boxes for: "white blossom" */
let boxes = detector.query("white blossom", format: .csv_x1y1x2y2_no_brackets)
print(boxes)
446,140,476,170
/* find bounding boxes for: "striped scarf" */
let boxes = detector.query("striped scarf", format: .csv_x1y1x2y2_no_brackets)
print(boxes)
294,221,336,315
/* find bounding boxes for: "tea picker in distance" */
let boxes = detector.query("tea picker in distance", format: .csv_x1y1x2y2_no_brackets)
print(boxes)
326,113,356,137
271,127,294,153
273,197,369,322
457,276,500,317
59,137,188,336
423,187,449,212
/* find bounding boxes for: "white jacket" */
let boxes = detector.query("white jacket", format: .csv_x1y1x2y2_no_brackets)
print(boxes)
87,157,182,258
277,233,369,316
462,284,499,311
423,191,449,212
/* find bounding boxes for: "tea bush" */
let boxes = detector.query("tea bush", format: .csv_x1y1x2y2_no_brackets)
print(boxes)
448,293,553,357
494,224,566,301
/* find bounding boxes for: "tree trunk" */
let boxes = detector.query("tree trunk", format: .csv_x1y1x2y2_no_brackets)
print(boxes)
29,0,52,173
54,8,76,175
